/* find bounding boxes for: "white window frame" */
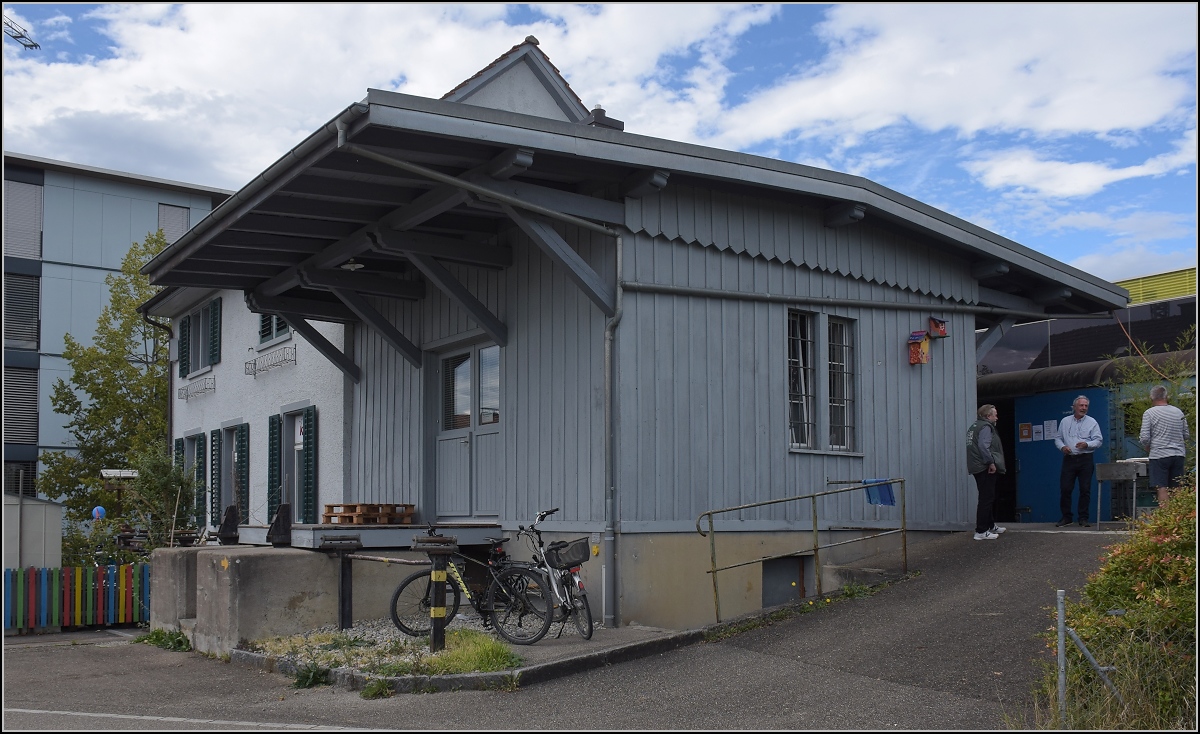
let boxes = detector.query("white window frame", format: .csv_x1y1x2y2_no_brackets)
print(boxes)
787,309,859,454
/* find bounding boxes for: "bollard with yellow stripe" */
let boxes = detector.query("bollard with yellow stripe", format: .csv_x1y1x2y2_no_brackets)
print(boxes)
411,532,458,652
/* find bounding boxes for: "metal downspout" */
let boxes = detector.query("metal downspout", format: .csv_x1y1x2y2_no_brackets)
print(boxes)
142,312,175,451
603,234,624,628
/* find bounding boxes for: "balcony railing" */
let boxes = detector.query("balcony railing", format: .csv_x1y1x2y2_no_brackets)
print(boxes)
177,376,215,401
245,346,297,377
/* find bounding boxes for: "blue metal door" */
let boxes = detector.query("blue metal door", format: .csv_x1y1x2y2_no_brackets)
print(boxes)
1013,387,1112,522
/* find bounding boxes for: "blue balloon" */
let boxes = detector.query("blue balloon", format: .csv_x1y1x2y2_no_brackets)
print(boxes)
92,506,106,520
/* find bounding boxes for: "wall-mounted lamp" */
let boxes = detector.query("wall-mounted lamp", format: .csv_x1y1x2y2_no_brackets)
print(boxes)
340,258,364,271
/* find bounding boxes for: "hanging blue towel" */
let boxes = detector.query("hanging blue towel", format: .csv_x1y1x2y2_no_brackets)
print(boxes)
864,479,896,506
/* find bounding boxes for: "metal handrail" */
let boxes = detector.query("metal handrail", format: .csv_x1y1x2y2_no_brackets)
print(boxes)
696,478,907,623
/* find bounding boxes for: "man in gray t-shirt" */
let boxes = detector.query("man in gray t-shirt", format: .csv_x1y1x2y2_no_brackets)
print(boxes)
1139,385,1191,508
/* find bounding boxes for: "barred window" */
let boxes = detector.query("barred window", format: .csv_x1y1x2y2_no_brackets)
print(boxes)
786,310,857,453
787,311,816,449
828,318,856,452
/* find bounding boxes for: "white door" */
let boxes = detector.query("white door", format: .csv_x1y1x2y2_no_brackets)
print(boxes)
435,344,502,519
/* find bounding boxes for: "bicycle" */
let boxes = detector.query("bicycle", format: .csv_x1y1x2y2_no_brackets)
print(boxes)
514,507,594,641
389,528,552,645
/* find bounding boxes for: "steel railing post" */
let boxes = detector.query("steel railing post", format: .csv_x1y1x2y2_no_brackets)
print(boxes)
1058,589,1067,727
708,514,721,623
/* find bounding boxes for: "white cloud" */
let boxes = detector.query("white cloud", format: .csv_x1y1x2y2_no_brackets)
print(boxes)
962,130,1197,197
1,4,778,187
706,4,1196,150
1070,244,1197,282
1051,209,1195,247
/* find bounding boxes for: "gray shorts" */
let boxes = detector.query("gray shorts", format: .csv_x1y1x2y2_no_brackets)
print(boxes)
1148,455,1186,489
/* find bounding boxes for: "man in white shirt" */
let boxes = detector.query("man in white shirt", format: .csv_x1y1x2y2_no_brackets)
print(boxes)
1139,385,1191,508
1053,395,1103,527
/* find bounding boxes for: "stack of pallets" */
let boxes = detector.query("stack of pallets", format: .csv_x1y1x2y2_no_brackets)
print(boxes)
321,503,415,525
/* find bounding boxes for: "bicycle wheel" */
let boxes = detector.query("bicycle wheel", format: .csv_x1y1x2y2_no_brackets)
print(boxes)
486,567,552,645
390,569,462,636
569,582,593,640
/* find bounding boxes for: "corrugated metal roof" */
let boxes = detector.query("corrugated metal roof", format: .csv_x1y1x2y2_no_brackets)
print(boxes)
1113,268,1197,304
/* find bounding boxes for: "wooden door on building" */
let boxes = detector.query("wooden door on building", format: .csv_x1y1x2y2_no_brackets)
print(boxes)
435,344,502,519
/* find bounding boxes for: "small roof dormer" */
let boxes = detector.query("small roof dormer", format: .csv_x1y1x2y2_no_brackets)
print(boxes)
441,36,591,123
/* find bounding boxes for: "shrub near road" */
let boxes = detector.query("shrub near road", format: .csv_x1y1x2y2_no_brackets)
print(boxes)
1038,478,1197,729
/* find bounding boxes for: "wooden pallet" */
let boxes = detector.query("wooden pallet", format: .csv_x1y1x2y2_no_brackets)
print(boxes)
322,503,415,525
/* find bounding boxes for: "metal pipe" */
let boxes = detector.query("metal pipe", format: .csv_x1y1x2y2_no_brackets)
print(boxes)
342,143,618,238
142,311,175,454
602,234,625,628
620,281,1116,321
1058,589,1067,726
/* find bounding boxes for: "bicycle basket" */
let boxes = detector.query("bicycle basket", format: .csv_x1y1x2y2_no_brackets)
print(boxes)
545,537,590,569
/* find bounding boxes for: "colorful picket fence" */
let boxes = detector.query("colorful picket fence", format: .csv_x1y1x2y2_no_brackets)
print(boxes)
3,564,150,631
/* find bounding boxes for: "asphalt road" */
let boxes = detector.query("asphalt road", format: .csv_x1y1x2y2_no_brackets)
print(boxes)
3,527,1117,730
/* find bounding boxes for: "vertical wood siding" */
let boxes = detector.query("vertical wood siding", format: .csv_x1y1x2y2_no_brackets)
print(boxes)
626,183,978,303
349,224,609,524
4,564,150,631
617,231,977,530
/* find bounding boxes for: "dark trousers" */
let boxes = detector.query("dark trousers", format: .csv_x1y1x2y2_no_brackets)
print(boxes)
973,470,997,534
1059,453,1095,522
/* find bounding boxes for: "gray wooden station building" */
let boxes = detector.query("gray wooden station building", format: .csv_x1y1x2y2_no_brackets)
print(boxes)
141,39,1128,630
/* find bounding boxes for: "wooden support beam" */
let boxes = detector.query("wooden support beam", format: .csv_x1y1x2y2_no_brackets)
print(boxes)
299,267,426,299
329,287,422,368
824,203,866,228
500,204,615,317
277,313,361,384
152,273,265,290
619,169,670,199
246,292,359,324
371,230,512,269
976,318,1016,363
404,252,508,346
971,261,1011,281
465,174,626,224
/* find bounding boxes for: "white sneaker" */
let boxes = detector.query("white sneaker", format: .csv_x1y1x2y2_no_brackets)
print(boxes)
973,531,1000,540
990,525,1007,534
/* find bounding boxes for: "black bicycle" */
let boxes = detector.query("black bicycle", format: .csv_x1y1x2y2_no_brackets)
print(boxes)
389,532,551,645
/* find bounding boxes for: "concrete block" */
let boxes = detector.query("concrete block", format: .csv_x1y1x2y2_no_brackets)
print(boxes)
149,547,202,632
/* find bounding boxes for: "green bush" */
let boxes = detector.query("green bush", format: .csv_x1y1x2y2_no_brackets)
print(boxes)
1034,481,1197,729
135,628,192,652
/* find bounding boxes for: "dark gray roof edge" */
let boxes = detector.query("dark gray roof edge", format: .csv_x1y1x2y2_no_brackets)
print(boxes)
365,88,1127,307
140,102,371,278
4,150,234,199
137,285,179,316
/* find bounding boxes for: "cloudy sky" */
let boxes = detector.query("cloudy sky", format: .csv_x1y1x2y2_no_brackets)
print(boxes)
3,3,1196,282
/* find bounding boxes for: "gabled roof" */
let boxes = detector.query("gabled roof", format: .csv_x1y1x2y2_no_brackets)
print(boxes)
140,42,1129,340
441,36,590,123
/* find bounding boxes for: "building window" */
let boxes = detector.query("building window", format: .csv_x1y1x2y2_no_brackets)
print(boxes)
259,314,289,343
4,461,38,497
3,178,43,259
828,317,856,452
4,273,40,350
178,297,222,377
787,311,816,449
158,204,190,244
787,310,857,453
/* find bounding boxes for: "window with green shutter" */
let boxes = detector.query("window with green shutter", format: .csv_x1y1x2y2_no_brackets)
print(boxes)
193,432,206,527
268,414,281,522
210,429,222,526
300,406,317,524
259,314,289,343
174,438,185,470
235,423,250,523
179,298,222,377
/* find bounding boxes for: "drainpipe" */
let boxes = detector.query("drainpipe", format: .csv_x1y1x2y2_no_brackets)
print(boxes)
142,312,175,452
602,234,624,628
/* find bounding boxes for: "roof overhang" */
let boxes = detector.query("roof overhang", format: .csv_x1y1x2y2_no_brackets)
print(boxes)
141,88,1129,347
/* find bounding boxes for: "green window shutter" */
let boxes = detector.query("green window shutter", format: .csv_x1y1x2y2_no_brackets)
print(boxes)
173,438,184,471
210,429,222,525
301,406,317,524
194,432,206,527
208,297,222,365
235,423,250,524
178,317,190,377
268,414,281,522
259,314,273,343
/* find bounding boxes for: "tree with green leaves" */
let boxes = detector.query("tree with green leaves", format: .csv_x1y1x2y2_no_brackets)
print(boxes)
38,230,172,523
1103,324,1197,465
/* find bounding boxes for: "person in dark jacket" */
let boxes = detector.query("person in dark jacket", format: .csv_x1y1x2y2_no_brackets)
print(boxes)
966,404,1006,540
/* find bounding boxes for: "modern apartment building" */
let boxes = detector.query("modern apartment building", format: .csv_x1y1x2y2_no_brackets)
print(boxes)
3,152,230,497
